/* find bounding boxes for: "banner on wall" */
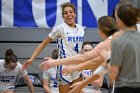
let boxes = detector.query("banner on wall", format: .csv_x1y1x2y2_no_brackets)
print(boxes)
0,0,119,28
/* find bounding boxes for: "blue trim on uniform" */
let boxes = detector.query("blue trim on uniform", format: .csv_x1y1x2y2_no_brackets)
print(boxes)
59,39,71,83
60,65,71,83
56,39,71,83
56,66,59,82
60,39,66,58
56,65,70,84
9,86,15,89
80,72,83,77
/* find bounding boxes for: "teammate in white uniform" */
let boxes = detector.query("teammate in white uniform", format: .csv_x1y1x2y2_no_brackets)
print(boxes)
43,49,59,93
0,49,34,93
80,42,102,93
43,67,59,93
22,2,84,93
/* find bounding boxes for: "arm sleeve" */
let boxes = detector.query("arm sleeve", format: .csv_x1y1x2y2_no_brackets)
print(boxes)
93,66,108,76
110,39,123,67
48,25,64,40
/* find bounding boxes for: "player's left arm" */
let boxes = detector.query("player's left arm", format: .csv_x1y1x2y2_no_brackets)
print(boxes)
23,74,34,93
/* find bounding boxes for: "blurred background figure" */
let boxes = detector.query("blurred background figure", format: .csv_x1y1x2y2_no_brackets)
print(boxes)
43,49,59,93
0,49,34,93
81,42,102,93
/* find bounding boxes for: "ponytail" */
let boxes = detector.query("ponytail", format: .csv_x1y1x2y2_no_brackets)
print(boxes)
5,49,17,64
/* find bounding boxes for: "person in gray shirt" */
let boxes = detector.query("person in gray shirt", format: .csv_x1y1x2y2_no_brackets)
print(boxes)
109,2,140,93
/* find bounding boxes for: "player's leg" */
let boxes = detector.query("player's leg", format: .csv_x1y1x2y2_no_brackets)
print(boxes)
58,83,71,93
4,89,14,93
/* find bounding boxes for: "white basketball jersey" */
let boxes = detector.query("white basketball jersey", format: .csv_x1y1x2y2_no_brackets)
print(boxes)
49,23,84,82
43,67,58,87
49,23,85,58
0,60,27,92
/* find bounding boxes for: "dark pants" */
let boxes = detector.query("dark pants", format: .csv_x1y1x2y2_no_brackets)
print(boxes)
114,87,140,93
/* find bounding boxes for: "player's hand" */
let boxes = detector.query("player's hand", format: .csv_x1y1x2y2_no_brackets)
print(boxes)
39,57,56,71
68,81,84,93
22,59,33,70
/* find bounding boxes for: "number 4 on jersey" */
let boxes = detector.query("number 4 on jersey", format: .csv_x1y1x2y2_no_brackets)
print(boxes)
74,43,79,53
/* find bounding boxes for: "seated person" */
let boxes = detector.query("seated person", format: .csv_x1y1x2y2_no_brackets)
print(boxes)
0,49,34,93
43,49,59,93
